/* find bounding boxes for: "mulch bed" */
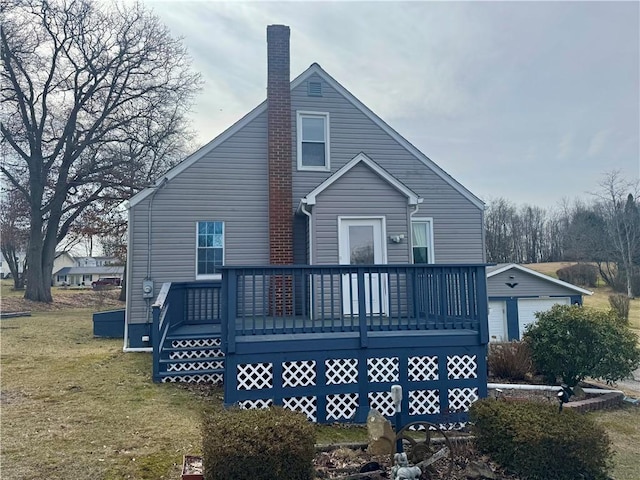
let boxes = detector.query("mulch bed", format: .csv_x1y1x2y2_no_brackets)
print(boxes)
314,444,521,479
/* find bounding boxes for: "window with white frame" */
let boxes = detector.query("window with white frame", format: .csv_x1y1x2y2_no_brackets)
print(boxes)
411,219,434,264
196,221,224,277
297,112,329,170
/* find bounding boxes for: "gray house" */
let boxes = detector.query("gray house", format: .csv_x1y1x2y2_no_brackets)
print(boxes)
122,25,490,426
486,263,593,342
124,27,485,350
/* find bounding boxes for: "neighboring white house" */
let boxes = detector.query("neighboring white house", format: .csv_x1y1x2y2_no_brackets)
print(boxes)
1,252,26,279
53,255,123,286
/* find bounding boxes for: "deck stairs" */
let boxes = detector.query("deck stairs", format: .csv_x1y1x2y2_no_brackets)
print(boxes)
157,325,225,384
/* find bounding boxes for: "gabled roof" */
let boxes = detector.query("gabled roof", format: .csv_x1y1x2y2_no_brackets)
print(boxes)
54,266,125,276
487,263,593,295
301,153,421,206
129,63,484,209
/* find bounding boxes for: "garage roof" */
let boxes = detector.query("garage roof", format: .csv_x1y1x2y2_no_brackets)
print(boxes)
487,263,593,296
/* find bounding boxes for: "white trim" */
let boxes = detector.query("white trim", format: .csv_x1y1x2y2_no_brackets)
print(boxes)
302,153,421,206
296,111,330,171
195,221,225,280
124,207,133,350
487,263,593,296
123,347,153,353
130,63,483,210
338,216,388,315
410,217,435,264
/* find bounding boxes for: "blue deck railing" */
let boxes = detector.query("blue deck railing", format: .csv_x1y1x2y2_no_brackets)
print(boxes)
221,264,489,353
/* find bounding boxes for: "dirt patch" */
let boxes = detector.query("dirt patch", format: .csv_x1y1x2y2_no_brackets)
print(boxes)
1,289,123,313
0,390,30,406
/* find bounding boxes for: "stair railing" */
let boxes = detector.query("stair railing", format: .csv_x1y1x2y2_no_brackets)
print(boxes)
152,282,173,382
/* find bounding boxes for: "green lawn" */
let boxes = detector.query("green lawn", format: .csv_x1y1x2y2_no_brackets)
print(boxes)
1,289,639,479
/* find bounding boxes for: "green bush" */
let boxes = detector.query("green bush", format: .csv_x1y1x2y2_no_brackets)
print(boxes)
470,399,612,480
488,341,532,381
202,407,315,480
609,293,630,322
523,304,640,386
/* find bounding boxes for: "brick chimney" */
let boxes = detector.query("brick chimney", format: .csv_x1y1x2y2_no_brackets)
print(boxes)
267,25,293,266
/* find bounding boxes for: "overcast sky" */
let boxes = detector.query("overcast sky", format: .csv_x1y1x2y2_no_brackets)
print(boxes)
147,1,639,209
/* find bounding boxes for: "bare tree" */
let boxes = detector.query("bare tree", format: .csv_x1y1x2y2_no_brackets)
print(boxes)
1,0,200,301
594,171,640,298
0,188,29,288
484,197,518,263
520,205,546,263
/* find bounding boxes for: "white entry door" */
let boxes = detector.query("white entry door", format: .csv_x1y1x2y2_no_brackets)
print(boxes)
488,300,507,342
339,218,386,315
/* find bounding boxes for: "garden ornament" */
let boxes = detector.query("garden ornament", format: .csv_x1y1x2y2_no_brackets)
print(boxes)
391,452,421,480
557,384,574,412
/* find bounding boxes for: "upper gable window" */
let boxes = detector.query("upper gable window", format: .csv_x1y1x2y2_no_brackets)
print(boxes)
297,112,330,171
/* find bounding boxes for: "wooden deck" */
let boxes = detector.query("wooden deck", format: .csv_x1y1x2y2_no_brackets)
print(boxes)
151,264,490,426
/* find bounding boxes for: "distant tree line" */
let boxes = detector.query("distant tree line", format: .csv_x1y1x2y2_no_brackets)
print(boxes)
485,171,640,297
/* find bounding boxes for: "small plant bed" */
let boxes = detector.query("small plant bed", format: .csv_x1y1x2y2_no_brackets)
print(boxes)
312,444,523,479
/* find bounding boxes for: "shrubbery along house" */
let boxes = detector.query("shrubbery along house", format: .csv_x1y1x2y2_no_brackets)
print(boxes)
124,25,490,426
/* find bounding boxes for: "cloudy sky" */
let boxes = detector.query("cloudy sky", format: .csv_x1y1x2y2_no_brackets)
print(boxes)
147,1,639,209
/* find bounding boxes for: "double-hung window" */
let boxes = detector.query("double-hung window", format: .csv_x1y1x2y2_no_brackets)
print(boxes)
297,112,330,171
196,221,224,278
411,218,434,264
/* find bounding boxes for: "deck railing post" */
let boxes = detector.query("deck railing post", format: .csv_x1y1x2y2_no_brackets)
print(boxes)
225,268,237,354
475,266,489,344
151,303,161,382
357,267,368,347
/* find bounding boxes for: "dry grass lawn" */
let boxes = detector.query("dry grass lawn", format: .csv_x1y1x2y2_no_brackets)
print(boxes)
1,275,639,479
524,262,640,330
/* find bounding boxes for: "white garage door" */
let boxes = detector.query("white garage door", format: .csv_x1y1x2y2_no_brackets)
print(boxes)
488,300,507,342
517,297,571,338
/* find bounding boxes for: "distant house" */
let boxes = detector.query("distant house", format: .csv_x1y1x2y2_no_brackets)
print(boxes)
53,254,123,286
1,252,26,279
486,263,592,341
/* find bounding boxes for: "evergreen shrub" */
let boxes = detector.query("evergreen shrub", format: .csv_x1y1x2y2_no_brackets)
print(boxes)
470,399,612,480
202,407,315,480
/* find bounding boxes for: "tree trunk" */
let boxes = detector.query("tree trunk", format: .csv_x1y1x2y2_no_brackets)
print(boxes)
24,219,52,302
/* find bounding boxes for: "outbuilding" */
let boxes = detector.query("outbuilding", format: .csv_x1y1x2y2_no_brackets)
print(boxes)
486,263,593,342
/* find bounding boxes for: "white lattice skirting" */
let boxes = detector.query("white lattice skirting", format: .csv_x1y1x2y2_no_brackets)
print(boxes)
232,353,483,424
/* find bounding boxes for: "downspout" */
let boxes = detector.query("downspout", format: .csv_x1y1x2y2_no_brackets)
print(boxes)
144,177,169,325
409,200,422,261
124,177,168,352
300,200,313,265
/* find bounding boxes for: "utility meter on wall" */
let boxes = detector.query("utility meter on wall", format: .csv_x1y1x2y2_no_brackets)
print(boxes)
142,279,154,299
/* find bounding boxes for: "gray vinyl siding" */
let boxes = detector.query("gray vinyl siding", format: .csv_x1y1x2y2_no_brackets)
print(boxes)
487,270,579,297
291,73,484,264
312,162,410,265
127,111,269,325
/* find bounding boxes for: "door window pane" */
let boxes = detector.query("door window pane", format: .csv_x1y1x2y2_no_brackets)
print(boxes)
349,225,374,264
